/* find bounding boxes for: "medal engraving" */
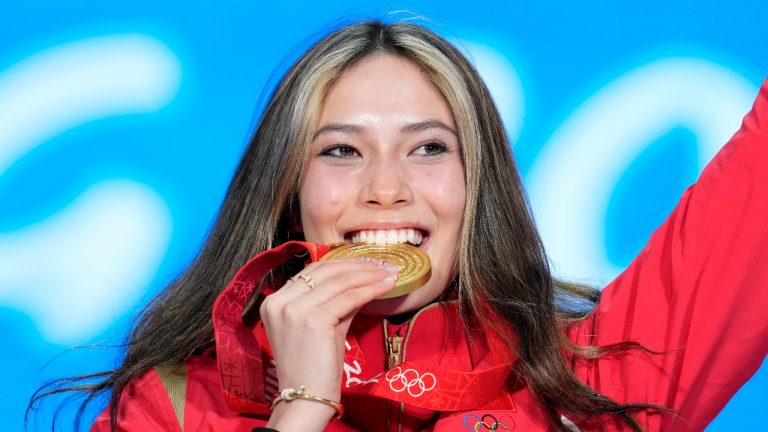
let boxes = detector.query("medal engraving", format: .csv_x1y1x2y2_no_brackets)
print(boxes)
322,243,431,299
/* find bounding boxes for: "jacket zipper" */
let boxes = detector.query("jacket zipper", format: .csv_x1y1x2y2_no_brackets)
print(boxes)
384,319,409,432
386,332,404,369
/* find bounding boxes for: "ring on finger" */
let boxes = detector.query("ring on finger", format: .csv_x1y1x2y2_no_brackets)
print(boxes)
295,274,315,289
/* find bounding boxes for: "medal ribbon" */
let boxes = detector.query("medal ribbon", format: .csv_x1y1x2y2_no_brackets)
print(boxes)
212,241,516,415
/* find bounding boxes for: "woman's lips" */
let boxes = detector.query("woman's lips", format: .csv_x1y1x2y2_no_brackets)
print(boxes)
345,228,428,246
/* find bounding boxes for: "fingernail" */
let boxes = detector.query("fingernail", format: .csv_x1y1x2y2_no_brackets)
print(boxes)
385,264,401,273
384,274,397,283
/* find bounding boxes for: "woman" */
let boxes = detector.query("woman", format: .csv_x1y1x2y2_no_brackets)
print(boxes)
38,20,767,431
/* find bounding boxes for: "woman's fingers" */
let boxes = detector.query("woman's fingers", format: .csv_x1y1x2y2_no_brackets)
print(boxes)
313,277,396,322
259,258,398,333
292,264,398,305
262,269,397,335
267,258,398,304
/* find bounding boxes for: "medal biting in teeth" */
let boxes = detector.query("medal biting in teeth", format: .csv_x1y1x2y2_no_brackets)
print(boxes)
321,243,432,299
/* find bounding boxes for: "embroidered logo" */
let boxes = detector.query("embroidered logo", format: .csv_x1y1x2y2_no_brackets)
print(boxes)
385,366,436,397
463,414,515,431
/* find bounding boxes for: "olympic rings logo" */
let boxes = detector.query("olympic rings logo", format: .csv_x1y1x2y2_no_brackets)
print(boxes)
385,366,437,398
463,414,514,431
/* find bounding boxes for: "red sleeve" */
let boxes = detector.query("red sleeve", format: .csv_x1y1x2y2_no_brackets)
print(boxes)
570,79,768,430
90,369,181,432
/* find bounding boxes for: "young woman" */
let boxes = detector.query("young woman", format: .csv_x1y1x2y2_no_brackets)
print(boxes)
41,20,768,431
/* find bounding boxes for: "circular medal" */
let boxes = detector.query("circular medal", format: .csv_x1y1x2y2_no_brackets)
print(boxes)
321,243,431,299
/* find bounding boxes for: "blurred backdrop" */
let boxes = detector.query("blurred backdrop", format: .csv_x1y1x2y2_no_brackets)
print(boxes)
2,1,766,430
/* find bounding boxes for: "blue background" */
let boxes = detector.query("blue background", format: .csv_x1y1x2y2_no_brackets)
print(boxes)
2,1,766,430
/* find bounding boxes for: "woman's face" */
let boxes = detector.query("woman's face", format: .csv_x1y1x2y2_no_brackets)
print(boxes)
298,53,466,315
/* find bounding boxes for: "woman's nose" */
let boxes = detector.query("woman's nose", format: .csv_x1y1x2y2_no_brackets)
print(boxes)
360,159,413,208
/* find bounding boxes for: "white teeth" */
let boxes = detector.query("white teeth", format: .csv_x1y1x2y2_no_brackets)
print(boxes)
375,231,387,245
348,229,425,246
386,230,398,244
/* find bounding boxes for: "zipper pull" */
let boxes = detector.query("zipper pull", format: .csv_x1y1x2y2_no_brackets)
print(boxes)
386,335,404,369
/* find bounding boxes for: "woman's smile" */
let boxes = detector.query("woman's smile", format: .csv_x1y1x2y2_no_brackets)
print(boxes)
345,228,426,246
298,53,466,315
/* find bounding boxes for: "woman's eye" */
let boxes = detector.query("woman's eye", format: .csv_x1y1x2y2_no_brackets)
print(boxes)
412,141,448,156
319,144,360,158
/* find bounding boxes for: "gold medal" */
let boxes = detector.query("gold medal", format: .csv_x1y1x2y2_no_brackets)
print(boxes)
321,243,431,299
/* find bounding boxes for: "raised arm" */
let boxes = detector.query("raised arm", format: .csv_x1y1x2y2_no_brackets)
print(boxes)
570,78,768,431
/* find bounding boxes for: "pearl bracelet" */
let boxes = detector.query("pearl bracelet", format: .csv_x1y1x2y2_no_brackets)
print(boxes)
270,386,344,420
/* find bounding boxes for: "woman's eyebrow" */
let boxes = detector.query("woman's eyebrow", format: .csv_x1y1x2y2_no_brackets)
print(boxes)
313,120,457,140
313,123,364,139
400,120,457,136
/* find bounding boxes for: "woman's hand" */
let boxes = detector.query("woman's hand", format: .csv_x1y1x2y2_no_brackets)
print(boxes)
261,257,398,431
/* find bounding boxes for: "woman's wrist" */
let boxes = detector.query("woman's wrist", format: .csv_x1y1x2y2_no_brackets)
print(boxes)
266,398,336,431
271,385,343,419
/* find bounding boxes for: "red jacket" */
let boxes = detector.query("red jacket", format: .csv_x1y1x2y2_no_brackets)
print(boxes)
92,78,768,431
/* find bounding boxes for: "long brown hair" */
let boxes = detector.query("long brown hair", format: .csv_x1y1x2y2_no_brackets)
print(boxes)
31,20,660,431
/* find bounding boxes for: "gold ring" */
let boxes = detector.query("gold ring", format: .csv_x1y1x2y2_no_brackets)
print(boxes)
297,274,315,289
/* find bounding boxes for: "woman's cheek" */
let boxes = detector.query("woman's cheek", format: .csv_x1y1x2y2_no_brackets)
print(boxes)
300,168,352,239
423,169,465,209
313,169,352,206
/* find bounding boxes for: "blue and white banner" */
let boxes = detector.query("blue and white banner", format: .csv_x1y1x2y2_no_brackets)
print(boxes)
3,1,766,430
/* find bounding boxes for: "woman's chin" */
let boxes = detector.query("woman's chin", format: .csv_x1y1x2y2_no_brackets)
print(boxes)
358,273,451,317
358,289,439,317
358,296,411,316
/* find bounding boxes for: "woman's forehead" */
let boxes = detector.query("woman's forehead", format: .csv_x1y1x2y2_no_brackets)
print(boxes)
317,54,456,130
